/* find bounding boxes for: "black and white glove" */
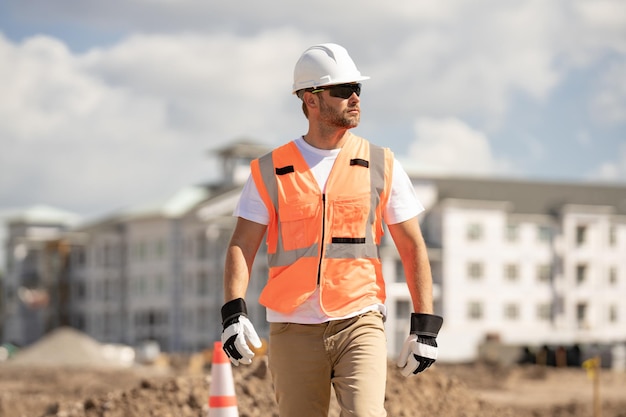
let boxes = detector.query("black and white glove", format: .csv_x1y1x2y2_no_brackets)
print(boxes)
397,313,443,377
220,298,262,366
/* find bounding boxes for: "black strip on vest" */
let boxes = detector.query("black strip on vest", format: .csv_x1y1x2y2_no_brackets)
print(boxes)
332,237,366,244
275,165,295,175
350,158,369,168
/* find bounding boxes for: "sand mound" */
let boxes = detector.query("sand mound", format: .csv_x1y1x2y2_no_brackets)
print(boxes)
7,327,133,368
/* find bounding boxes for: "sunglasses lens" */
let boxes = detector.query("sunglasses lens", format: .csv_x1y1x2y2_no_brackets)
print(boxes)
328,84,361,99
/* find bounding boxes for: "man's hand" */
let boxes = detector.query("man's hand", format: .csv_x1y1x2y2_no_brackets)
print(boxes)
221,298,262,366
397,313,443,377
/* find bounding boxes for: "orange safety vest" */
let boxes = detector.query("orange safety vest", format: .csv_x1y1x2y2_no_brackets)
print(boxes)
250,134,394,317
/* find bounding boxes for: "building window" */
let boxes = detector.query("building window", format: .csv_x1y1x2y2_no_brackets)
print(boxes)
103,279,111,300
184,273,194,295
197,307,210,331
76,282,86,299
609,305,618,323
504,303,519,320
185,237,193,259
504,264,519,281
396,300,411,319
197,271,208,295
395,259,405,282
103,244,112,266
537,264,551,283
576,225,587,246
555,296,565,315
467,262,484,280
609,226,617,247
537,303,551,320
576,264,587,285
468,302,483,320
538,225,552,243
467,223,483,241
506,224,519,242
156,274,166,294
139,241,147,261
182,309,192,330
609,267,618,285
155,240,166,259
197,232,208,260
132,276,145,296
576,303,587,328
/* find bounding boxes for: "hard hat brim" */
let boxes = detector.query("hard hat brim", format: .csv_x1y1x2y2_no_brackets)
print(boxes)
292,75,370,95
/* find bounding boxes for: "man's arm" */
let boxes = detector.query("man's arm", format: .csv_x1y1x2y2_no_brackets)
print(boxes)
389,216,443,376
387,216,433,314
223,217,268,302
220,217,267,366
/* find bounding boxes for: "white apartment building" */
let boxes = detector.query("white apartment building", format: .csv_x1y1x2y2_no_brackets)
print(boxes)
414,178,626,362
2,143,625,364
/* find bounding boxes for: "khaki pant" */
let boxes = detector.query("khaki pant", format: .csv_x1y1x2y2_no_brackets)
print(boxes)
268,311,387,417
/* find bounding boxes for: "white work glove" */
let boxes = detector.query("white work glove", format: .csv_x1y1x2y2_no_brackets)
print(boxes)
220,298,262,366
397,313,443,377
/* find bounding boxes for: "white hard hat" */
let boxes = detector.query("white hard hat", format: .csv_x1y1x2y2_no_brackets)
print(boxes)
292,43,370,94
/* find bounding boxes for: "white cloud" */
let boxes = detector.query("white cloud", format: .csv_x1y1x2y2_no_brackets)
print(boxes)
591,59,626,125
4,1,624,132
403,117,514,176
79,29,311,134
364,1,564,124
0,34,187,215
569,0,626,61
0,30,312,216
587,143,626,181
9,1,624,127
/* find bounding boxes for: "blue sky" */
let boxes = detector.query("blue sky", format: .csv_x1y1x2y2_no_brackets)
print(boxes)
1,0,625,222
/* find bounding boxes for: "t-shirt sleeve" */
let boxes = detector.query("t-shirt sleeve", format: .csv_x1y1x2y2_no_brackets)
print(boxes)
233,175,270,225
384,158,424,225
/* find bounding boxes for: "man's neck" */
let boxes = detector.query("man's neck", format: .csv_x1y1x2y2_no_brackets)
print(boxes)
302,128,352,150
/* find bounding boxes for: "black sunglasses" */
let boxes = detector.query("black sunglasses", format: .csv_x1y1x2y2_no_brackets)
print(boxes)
311,83,361,99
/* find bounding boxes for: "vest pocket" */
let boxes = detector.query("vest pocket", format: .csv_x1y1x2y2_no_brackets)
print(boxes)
279,201,319,251
330,195,369,241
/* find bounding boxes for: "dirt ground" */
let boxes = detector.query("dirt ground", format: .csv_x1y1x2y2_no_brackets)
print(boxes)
1,328,625,417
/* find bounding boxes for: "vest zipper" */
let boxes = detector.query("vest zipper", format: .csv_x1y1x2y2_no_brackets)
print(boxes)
317,193,326,286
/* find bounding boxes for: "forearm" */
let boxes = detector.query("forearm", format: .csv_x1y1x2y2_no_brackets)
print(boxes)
403,239,434,314
224,244,253,302
223,217,266,302
391,218,442,377
221,217,266,365
389,217,434,314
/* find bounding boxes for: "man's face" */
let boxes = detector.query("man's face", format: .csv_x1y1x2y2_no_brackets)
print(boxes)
317,89,361,129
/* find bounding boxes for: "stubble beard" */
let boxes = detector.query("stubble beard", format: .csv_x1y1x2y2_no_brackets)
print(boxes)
319,96,360,129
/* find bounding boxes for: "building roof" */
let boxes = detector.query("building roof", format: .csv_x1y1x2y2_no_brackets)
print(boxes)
422,176,626,216
210,139,272,159
76,184,214,230
6,205,82,225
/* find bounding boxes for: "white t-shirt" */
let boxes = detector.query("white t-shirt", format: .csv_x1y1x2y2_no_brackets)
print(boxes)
234,137,424,323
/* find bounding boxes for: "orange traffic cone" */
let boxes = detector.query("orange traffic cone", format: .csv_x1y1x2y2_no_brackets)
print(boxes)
208,341,239,417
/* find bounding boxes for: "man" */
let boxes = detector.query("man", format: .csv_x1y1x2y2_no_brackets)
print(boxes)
221,43,443,417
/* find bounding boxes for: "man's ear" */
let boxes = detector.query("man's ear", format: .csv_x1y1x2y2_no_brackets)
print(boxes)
305,92,318,108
